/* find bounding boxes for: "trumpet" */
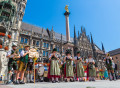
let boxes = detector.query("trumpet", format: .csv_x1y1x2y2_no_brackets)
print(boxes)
12,49,19,60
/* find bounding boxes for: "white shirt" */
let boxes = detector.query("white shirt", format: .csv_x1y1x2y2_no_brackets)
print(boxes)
105,57,112,64
61,61,63,64
86,58,94,63
7,49,20,58
49,53,58,58
74,56,81,60
66,56,73,65
66,56,72,59
29,59,33,62
20,50,29,57
112,61,115,68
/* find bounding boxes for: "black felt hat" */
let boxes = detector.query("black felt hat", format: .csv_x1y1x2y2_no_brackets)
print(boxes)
53,48,57,52
77,51,80,54
66,49,72,55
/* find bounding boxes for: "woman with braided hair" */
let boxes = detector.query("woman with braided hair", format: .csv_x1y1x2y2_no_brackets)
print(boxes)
74,51,84,82
86,55,96,81
64,49,74,82
48,48,60,83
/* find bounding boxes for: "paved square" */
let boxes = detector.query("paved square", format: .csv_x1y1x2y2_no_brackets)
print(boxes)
0,80,119,88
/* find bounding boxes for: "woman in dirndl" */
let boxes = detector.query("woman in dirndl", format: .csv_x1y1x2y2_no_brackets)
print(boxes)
74,51,84,82
64,49,74,82
86,55,96,81
48,48,60,83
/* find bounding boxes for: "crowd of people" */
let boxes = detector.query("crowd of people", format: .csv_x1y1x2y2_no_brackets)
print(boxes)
6,44,118,85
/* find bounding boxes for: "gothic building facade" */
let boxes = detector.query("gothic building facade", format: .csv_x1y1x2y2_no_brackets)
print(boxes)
74,26,105,69
0,0,105,75
74,26,92,58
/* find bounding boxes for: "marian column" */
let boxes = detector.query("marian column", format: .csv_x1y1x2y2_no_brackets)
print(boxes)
64,5,70,42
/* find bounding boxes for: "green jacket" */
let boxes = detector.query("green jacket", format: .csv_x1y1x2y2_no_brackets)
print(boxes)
20,54,29,64
106,58,112,66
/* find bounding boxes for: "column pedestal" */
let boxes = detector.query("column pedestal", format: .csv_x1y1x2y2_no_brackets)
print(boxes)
0,49,8,84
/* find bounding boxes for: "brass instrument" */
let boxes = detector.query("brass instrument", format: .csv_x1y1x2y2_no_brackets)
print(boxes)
12,45,23,60
12,49,19,60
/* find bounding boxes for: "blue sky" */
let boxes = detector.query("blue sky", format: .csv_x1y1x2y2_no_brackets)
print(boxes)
23,0,120,52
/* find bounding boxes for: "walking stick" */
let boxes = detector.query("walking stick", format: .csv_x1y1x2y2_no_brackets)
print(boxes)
29,48,39,84
34,59,35,84
33,57,37,84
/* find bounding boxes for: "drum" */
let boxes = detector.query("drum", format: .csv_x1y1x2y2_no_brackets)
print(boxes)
38,66,44,76
29,49,39,58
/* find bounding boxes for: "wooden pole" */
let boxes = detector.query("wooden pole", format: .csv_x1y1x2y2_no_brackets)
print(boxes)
34,60,35,84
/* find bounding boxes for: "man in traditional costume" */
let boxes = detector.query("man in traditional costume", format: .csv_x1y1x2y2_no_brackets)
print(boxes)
6,44,20,84
104,53,116,81
48,48,60,83
86,55,96,81
16,45,30,84
26,57,34,83
64,49,74,82
74,51,84,82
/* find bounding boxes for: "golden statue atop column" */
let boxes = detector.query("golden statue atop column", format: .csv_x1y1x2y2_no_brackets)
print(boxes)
65,5,69,12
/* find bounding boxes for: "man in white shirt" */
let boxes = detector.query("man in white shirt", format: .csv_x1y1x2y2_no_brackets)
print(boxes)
6,44,20,84
104,53,116,81
16,45,30,84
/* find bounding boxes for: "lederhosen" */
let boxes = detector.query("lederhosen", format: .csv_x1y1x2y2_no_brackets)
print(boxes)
48,54,60,78
8,50,18,72
88,59,96,77
76,57,84,77
19,51,29,71
27,59,33,71
64,57,74,78
106,58,113,71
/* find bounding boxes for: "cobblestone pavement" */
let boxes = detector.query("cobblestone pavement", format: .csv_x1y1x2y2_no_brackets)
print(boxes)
1,80,120,88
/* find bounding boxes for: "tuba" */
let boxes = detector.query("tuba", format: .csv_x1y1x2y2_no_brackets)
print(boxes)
13,49,19,60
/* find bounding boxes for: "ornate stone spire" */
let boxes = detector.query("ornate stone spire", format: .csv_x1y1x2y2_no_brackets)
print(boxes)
50,26,55,40
90,33,96,59
101,42,105,53
74,25,77,45
78,30,79,39
60,33,63,55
